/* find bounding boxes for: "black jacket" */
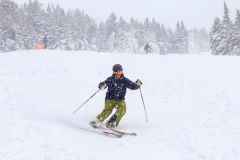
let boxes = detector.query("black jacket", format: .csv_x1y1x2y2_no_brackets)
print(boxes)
100,74,139,101
144,44,151,52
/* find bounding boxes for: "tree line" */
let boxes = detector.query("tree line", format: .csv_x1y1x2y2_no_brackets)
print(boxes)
210,2,240,56
0,0,209,53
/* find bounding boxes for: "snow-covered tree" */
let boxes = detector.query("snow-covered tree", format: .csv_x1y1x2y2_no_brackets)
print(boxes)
95,13,118,52
143,18,156,44
0,0,210,54
155,24,170,54
19,0,46,49
114,17,138,53
0,0,20,52
221,1,234,55
210,17,223,55
131,19,145,49
96,22,108,52
189,28,210,53
232,10,240,55
170,22,188,54
209,1,240,56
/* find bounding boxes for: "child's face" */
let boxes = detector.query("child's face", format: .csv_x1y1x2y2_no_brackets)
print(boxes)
114,71,123,78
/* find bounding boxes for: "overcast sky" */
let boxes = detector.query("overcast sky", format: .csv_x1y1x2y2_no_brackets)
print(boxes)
15,0,240,29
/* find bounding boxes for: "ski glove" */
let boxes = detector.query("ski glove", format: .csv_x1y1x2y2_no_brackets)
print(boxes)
99,82,107,90
135,79,142,87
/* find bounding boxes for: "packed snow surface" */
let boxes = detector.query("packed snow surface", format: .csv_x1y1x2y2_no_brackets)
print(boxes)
0,50,240,160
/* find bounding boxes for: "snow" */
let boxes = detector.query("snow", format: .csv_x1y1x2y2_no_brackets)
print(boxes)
1,50,240,160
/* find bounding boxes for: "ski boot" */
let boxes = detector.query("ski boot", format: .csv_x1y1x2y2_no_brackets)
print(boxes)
106,121,117,129
90,119,103,128
106,114,117,129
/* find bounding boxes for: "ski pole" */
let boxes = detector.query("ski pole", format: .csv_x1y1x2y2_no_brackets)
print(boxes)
140,88,148,122
72,89,100,114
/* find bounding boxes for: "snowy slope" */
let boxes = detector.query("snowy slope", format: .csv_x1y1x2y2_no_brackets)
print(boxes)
0,50,240,160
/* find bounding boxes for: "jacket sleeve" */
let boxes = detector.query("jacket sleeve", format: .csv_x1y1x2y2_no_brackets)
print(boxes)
100,77,112,87
125,78,140,90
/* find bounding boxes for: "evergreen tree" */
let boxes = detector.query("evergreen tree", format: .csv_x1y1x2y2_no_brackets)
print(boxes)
143,18,156,44
210,1,237,56
172,22,186,53
181,21,188,53
190,28,210,53
235,9,240,28
167,28,176,53
210,17,223,55
142,18,159,53
21,0,46,49
114,17,129,52
131,19,145,49
221,1,234,55
96,22,108,52
0,0,211,54
114,17,138,53
155,24,171,54
0,0,19,51
99,13,117,52
232,10,240,55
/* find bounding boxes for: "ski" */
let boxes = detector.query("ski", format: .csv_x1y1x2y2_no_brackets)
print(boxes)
90,123,122,138
106,127,137,136
90,122,136,137
101,130,122,138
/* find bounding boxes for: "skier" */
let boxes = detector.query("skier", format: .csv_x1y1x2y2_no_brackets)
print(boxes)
90,64,142,129
144,43,152,54
42,36,48,49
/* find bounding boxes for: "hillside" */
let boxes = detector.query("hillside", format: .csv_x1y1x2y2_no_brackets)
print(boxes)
0,50,240,160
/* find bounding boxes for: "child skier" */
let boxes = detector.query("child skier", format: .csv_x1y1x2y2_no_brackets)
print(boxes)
90,64,142,129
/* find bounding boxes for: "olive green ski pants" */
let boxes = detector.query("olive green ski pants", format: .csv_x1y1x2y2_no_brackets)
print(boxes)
97,100,126,126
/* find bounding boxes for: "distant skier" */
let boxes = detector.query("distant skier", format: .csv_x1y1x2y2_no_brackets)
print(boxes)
144,43,152,54
90,64,142,129
42,36,48,49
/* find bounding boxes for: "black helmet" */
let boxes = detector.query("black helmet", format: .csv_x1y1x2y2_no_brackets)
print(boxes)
112,64,123,72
